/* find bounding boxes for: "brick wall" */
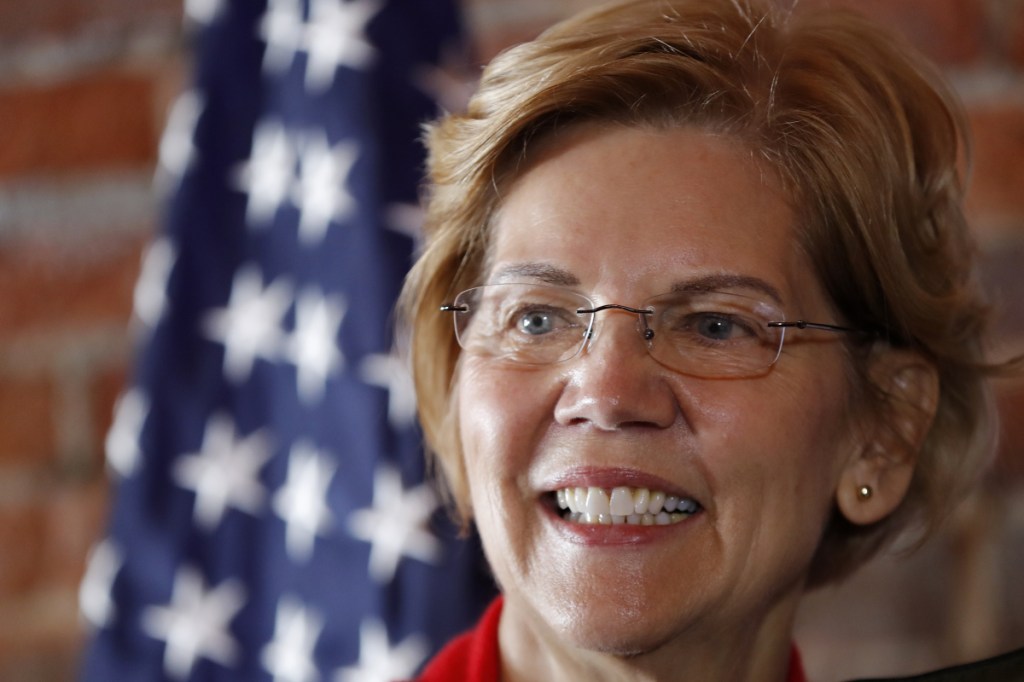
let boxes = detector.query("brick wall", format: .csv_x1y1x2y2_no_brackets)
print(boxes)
0,2,182,679
0,1,1020,680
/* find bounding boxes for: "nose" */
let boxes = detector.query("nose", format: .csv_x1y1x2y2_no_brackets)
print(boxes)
553,307,677,430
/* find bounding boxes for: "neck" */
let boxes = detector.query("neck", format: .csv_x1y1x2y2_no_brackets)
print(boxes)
497,594,800,682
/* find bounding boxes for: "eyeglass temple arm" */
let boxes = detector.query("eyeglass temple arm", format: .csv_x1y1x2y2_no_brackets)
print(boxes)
440,305,468,312
767,320,859,334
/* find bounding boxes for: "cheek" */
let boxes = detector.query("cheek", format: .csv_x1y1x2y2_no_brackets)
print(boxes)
683,377,852,609
697,373,854,521
456,362,557,589
723,369,852,464
456,362,552,505
459,364,518,461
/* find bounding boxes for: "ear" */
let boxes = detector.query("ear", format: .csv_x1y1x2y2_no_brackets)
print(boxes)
836,348,940,526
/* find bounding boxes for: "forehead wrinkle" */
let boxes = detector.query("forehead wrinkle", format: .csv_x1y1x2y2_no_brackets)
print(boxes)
488,262,581,286
669,273,784,305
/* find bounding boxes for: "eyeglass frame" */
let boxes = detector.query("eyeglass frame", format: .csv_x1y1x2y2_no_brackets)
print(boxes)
440,283,865,378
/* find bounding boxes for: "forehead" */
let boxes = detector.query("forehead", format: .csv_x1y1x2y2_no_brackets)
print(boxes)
487,124,819,308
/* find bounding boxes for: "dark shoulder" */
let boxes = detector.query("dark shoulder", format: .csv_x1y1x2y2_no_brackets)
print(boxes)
850,647,1024,682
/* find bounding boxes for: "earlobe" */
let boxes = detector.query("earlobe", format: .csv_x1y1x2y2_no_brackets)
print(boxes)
836,349,939,526
836,446,915,525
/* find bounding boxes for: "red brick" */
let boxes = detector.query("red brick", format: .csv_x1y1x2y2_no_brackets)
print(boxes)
1009,0,1024,68
0,585,84,672
0,473,107,634
90,366,129,469
965,105,1024,221
0,0,182,42
0,375,55,465
977,242,1024,340
0,477,108,677
0,232,146,341
39,477,110,589
812,0,988,66
0,650,79,682
474,0,990,66
0,501,48,596
470,0,997,66
0,70,160,178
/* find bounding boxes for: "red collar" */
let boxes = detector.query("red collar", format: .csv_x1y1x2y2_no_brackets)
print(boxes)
417,596,808,682
417,596,503,682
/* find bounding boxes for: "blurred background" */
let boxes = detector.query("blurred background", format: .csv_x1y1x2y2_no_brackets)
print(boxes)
0,0,1021,680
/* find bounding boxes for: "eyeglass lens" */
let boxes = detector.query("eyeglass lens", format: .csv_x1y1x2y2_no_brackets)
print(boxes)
449,283,786,378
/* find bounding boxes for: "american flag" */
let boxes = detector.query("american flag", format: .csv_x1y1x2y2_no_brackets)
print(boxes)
78,1,494,679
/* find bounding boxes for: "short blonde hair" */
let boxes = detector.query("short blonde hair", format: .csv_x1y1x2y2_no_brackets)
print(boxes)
400,0,1006,585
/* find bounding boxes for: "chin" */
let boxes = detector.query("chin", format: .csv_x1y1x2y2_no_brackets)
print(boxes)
562,623,673,659
542,594,679,658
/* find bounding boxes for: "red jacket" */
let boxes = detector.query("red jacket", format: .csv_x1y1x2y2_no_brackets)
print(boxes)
416,597,808,682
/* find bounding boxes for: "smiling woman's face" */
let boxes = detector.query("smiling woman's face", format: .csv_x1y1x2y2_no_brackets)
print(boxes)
456,124,866,661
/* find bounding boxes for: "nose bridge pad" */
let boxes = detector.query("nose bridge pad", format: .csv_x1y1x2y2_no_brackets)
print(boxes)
579,305,655,357
770,325,787,365
638,312,655,343
582,317,596,353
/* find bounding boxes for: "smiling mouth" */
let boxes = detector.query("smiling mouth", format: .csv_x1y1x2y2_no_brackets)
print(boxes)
553,486,702,526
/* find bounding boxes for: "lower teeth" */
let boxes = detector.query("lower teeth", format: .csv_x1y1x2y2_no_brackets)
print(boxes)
562,510,692,526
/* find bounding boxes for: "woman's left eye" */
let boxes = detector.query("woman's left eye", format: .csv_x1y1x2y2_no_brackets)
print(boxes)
695,314,743,340
664,310,761,344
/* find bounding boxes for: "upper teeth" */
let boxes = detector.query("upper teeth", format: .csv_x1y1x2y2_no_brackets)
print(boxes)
555,486,699,525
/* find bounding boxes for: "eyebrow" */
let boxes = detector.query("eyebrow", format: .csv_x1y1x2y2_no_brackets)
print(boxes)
489,262,581,286
670,274,784,305
488,264,784,304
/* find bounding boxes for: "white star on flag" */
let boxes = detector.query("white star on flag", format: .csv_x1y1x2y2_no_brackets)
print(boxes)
272,441,338,563
234,119,297,227
413,48,476,115
133,236,177,330
141,566,246,680
303,0,381,92
284,287,347,405
105,388,149,478
261,596,325,682
334,618,427,682
347,466,441,583
359,352,417,428
184,0,225,26
173,413,273,531
155,89,204,194
202,265,293,383
260,0,305,75
79,539,123,629
384,202,424,240
293,132,359,245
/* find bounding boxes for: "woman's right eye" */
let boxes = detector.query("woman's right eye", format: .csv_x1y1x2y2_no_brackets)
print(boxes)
512,306,573,336
519,312,549,335
517,310,556,335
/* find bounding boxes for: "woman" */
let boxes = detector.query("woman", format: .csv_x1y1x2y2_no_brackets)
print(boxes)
400,0,1020,679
